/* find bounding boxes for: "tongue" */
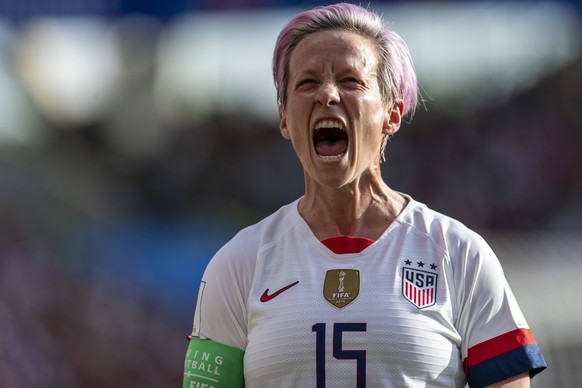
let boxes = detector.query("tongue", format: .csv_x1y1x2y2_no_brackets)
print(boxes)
315,139,348,156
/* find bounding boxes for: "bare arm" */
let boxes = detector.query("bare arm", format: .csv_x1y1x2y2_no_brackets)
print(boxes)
486,372,530,388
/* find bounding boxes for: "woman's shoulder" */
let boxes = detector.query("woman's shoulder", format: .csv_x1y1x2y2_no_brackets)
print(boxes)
397,194,490,253
212,199,303,264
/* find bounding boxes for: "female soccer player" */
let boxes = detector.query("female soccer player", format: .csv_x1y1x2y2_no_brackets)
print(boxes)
183,3,546,387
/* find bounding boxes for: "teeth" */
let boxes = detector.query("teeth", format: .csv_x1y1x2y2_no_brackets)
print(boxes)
318,154,344,160
314,120,344,131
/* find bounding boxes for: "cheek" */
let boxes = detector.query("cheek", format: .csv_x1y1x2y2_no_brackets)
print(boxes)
354,101,386,135
285,105,311,142
354,110,387,156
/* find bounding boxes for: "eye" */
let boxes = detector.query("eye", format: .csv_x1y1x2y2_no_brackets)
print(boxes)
298,78,317,87
342,77,363,85
294,78,319,92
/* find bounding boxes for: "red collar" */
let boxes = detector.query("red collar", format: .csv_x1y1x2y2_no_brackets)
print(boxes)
321,236,375,254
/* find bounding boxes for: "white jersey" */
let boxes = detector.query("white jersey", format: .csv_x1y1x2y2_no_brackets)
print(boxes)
190,195,546,387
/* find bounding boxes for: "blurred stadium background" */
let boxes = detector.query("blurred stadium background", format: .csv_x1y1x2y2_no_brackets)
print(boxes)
0,0,581,387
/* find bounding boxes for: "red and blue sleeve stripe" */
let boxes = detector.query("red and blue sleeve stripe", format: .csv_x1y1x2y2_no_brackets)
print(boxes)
463,328,547,388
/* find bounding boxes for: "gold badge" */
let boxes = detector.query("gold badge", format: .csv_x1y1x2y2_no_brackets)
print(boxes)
323,269,360,309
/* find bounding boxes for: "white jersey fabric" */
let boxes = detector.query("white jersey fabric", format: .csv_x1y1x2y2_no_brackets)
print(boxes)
190,195,546,387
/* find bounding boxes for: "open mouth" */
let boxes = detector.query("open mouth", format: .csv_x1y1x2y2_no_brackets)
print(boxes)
313,120,348,159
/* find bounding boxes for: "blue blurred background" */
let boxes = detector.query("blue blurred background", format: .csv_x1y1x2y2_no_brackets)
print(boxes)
0,0,581,387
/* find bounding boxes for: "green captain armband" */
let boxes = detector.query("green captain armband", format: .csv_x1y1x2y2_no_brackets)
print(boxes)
183,337,244,388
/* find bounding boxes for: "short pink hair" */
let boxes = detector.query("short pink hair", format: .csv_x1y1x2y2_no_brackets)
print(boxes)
273,2,418,117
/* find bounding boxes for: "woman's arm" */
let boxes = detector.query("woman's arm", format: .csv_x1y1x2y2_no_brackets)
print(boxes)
487,372,530,388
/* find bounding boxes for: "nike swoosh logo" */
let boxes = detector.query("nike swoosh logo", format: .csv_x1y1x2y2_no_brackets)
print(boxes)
260,281,299,302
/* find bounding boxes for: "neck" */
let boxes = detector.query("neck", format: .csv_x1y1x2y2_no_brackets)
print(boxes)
298,172,406,241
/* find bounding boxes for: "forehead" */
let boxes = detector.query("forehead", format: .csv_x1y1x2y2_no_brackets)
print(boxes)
289,29,378,74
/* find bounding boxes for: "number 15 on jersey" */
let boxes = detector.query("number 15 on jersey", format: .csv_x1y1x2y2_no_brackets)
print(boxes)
312,322,367,388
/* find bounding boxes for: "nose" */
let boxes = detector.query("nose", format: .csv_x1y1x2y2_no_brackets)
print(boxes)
315,81,340,107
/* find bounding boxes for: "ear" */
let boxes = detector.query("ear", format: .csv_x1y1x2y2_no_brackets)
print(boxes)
382,100,404,136
279,106,291,140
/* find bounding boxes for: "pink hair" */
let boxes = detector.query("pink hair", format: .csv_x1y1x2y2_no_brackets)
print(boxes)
272,2,418,117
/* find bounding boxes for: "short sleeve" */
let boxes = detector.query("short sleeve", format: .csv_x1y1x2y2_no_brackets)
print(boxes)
453,233,546,387
189,231,257,350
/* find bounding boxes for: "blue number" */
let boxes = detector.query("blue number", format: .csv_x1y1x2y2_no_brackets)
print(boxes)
334,323,367,387
312,322,367,388
312,323,326,387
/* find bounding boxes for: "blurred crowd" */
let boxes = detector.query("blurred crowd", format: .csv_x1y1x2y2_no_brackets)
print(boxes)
387,62,582,231
0,5,581,387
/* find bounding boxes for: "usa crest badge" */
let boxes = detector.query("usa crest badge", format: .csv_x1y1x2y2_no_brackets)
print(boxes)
323,269,360,309
402,264,437,309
